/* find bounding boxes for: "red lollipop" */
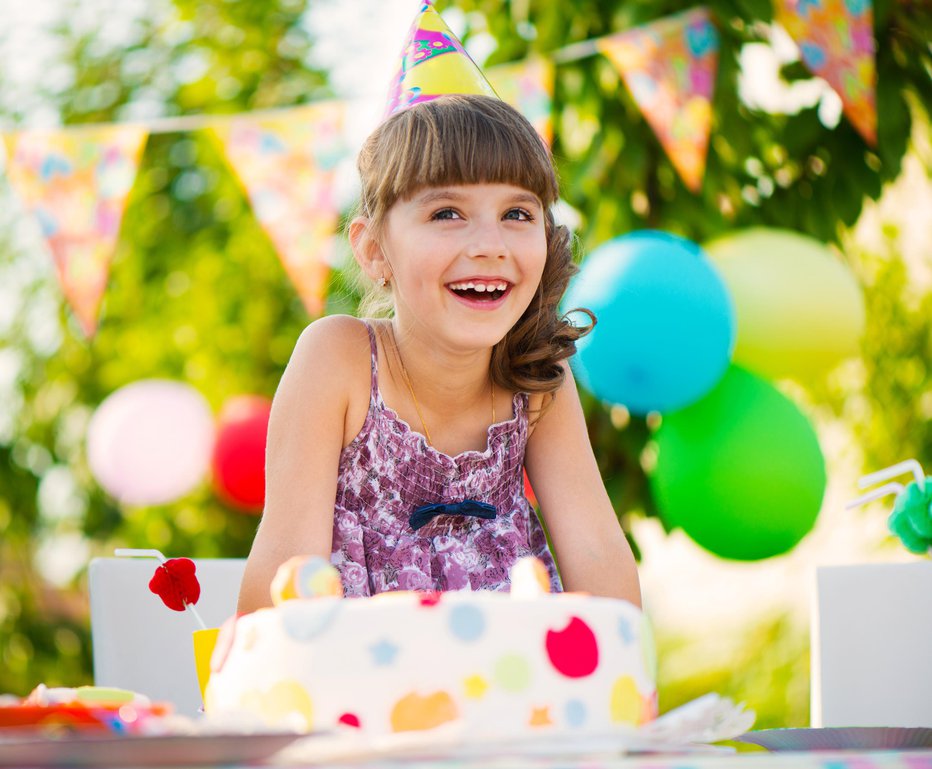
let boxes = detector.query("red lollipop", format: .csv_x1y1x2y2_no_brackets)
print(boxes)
212,396,272,513
149,557,201,611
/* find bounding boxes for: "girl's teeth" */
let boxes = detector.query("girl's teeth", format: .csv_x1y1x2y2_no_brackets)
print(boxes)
449,281,509,291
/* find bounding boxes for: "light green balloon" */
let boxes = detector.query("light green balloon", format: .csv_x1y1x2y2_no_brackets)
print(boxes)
704,228,865,382
649,366,826,561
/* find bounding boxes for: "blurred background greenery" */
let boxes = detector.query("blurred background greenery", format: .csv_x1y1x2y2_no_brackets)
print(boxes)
0,0,929,729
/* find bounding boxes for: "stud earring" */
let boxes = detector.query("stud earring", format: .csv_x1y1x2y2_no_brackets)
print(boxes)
377,276,388,287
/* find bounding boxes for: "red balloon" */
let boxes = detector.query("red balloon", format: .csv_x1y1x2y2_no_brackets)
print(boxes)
212,396,272,513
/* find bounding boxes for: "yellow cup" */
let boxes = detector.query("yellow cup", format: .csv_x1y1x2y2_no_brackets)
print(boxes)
192,627,220,703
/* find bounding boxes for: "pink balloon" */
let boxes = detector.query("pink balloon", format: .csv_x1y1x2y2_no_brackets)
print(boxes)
87,380,215,506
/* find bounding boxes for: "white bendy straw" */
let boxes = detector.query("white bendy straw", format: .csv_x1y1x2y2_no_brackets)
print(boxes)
845,458,925,510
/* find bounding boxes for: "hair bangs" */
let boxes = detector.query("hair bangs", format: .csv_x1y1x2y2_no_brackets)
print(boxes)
359,95,559,223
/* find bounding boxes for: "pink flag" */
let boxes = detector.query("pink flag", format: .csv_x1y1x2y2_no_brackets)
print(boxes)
487,56,555,145
4,125,148,336
212,102,346,318
775,0,876,146
597,8,718,193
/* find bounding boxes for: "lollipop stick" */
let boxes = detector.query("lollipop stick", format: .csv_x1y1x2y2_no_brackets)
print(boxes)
858,459,925,491
186,603,208,630
845,482,905,510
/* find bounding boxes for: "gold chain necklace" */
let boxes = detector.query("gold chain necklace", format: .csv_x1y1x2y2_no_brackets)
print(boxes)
390,325,495,447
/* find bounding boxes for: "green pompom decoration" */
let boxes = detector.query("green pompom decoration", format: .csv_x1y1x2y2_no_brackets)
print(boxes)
888,479,932,554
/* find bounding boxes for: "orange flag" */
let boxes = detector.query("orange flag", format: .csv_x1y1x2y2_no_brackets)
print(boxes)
211,102,346,318
487,56,555,146
598,8,718,193
774,0,876,146
4,125,148,336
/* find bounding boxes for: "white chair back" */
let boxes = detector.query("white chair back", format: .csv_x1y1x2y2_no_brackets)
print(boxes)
811,561,932,727
89,557,246,717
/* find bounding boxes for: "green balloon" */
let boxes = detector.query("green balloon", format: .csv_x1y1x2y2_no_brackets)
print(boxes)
649,366,826,560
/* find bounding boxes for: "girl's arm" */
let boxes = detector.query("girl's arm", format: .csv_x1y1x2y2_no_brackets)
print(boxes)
524,362,642,606
237,316,364,613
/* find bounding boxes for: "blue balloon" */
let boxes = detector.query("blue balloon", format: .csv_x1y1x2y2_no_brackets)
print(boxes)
563,231,735,414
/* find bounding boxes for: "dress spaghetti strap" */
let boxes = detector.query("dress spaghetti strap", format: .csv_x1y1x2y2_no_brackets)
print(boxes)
361,320,379,408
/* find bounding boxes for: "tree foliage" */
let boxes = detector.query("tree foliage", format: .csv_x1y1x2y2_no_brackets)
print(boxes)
0,0,929,722
451,0,932,528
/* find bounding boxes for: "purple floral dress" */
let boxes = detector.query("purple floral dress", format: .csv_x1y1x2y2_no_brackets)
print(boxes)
330,321,562,596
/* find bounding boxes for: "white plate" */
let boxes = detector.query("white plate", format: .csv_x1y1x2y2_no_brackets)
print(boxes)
0,731,301,767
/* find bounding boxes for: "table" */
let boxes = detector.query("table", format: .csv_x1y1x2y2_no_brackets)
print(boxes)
277,751,932,769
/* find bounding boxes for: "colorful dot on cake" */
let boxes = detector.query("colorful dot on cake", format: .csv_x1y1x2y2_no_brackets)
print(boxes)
338,712,361,728
528,705,553,727
640,690,659,725
463,674,488,699
618,616,634,644
369,639,399,667
241,680,313,731
609,675,640,725
390,691,459,733
418,591,442,607
545,616,599,678
565,699,587,728
493,653,532,692
449,604,486,642
281,600,342,642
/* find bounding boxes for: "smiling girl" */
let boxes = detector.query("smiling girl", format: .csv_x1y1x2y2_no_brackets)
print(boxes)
237,95,640,611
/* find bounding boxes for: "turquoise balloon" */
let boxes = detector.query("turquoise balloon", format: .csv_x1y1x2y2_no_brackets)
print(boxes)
563,231,734,415
649,366,826,561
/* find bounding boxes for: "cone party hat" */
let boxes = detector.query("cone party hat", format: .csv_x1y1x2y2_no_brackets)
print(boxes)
384,1,499,118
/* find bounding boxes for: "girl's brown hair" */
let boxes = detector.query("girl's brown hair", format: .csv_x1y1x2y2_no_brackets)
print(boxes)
355,94,592,396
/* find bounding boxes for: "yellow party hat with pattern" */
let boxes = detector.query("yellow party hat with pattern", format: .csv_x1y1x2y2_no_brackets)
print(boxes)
384,1,498,117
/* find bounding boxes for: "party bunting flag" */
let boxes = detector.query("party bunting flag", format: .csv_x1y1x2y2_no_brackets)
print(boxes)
3,125,148,336
774,0,876,146
597,8,719,193
211,102,346,318
487,55,555,145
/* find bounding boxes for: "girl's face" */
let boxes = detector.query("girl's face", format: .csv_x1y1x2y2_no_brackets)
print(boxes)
379,182,548,351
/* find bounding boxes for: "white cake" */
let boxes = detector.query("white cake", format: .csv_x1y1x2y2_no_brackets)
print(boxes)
205,562,657,739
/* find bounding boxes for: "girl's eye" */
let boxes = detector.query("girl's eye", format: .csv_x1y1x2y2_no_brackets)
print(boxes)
431,208,460,221
504,208,534,222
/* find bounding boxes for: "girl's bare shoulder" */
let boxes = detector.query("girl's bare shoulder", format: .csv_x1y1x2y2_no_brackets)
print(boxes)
286,316,375,445
289,315,372,375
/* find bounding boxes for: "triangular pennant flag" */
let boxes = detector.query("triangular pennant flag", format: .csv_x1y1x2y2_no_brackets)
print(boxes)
597,8,718,193
3,125,148,336
774,0,876,146
211,102,346,318
487,55,555,145
384,1,499,118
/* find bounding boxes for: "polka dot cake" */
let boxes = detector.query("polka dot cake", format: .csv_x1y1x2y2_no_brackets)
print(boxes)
204,557,656,739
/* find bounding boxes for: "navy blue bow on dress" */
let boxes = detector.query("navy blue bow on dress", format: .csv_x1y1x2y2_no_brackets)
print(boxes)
409,499,497,532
